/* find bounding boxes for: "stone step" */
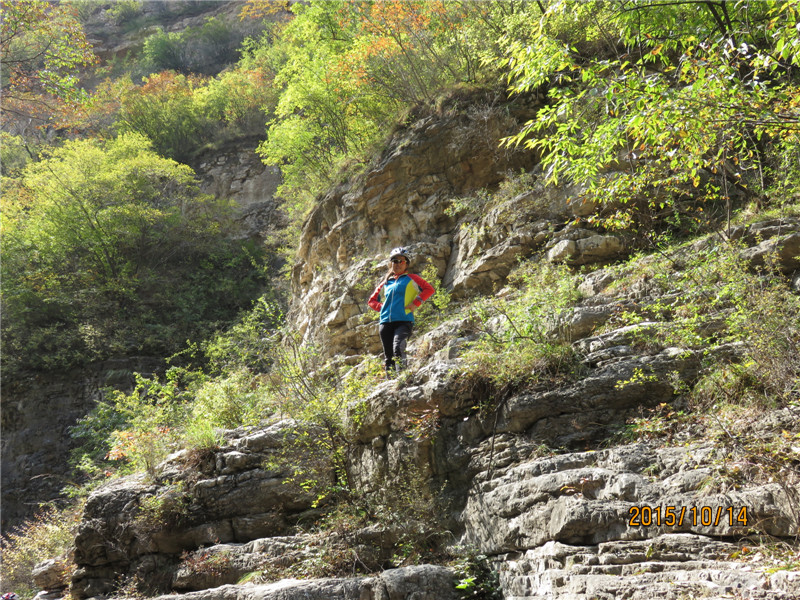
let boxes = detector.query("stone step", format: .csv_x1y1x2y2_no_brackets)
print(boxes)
499,565,799,600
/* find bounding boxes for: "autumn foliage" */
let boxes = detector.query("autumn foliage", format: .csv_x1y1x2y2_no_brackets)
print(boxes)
0,0,96,126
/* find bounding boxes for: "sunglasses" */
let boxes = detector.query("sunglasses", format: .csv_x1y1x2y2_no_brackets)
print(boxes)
390,258,406,264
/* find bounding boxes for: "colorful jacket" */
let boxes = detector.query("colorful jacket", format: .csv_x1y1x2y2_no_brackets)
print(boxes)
368,273,435,323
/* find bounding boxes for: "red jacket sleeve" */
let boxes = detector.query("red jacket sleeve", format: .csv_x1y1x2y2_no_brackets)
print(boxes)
368,283,383,312
408,273,435,308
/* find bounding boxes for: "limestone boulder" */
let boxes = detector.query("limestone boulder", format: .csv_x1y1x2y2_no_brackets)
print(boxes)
547,234,625,265
690,218,800,274
32,558,69,592
740,232,800,273
71,422,326,598
152,565,459,600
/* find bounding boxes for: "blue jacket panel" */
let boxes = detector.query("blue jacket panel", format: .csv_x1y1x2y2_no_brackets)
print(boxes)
368,272,435,324
380,274,415,323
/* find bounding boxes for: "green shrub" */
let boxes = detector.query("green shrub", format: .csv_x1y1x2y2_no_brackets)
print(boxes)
64,0,105,23
135,482,190,535
201,295,285,375
193,67,276,134
452,549,502,600
69,366,207,485
0,133,33,176
142,28,186,72
140,15,261,76
446,170,542,232
615,241,800,409
617,403,691,444
181,419,224,454
413,263,452,333
116,72,213,163
192,16,241,69
190,370,273,429
107,0,142,26
0,504,82,599
103,372,190,476
500,2,800,235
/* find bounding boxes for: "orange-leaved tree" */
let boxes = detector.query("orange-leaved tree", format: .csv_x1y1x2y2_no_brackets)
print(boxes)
252,0,518,210
0,0,96,127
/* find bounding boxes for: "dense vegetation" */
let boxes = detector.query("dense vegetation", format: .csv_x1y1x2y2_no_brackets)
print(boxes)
2,0,800,597
1,133,269,378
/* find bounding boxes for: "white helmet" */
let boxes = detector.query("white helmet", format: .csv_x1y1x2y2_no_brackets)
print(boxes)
389,247,411,262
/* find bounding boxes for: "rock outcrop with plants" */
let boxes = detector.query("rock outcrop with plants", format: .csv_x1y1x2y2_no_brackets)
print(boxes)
2,2,800,600
55,103,800,600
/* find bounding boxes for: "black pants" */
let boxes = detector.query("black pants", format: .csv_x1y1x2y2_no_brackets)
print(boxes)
379,321,413,373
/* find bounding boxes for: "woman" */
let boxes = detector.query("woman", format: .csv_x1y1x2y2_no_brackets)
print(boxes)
368,247,435,376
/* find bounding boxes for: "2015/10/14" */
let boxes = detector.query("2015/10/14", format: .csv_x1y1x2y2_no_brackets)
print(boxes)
628,505,748,528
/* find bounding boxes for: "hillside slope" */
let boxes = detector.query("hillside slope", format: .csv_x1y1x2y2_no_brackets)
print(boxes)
61,95,800,600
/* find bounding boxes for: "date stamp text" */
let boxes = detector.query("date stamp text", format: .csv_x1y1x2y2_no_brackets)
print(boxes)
628,505,748,528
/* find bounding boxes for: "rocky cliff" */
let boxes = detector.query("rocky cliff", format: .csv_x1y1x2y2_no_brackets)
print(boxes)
53,92,800,600
288,90,625,363
0,358,162,532
66,290,800,599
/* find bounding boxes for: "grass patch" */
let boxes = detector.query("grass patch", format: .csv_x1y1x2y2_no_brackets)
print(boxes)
455,260,584,400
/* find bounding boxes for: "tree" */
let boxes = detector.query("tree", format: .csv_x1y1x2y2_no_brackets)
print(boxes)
115,71,212,164
500,0,800,234
252,0,522,211
1,134,264,377
0,0,96,126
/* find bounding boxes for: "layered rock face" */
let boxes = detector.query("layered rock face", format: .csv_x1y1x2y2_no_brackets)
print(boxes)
69,276,800,598
71,422,324,598
349,351,800,600
196,140,284,241
289,93,539,359
288,92,632,361
58,97,800,599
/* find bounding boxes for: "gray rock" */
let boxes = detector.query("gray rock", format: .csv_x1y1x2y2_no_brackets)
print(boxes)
64,329,800,600
152,566,459,600
740,232,800,273
32,558,68,591
495,532,798,599
548,235,625,265
71,423,325,598
32,592,64,600
578,270,617,296
1,358,162,530
547,239,577,263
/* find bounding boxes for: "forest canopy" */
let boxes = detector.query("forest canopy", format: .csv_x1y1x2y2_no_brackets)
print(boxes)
501,0,800,231
1,133,266,377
